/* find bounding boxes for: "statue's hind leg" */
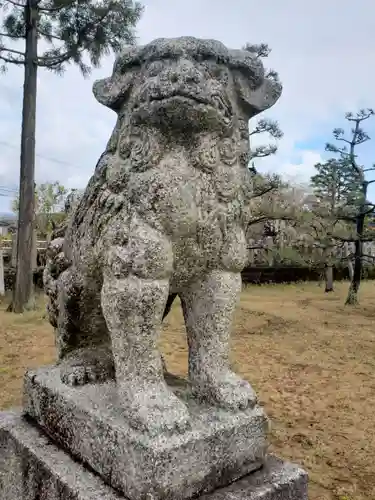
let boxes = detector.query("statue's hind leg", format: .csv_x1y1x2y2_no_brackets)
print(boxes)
56,267,115,385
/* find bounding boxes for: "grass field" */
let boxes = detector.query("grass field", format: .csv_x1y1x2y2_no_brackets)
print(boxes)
1,281,375,500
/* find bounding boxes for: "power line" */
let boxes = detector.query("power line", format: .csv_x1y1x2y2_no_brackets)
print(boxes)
0,184,18,198
0,139,84,197
0,139,82,169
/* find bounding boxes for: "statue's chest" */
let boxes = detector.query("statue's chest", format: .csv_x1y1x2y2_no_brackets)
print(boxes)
128,161,250,237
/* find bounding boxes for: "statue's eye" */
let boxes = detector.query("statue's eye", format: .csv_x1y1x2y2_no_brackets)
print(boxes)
194,53,204,62
117,59,140,74
210,65,229,83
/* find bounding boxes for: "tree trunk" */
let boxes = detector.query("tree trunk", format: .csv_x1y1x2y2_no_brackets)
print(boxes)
345,185,367,305
0,249,5,297
11,231,17,267
11,0,38,313
344,242,354,281
324,264,334,292
321,246,334,292
345,237,362,305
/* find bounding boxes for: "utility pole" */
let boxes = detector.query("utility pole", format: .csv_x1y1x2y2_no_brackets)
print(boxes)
11,0,38,312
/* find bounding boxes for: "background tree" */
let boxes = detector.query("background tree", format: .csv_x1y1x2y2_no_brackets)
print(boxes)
246,179,308,265
308,158,360,292
241,43,286,253
243,43,283,172
12,181,68,238
0,0,143,312
324,109,375,304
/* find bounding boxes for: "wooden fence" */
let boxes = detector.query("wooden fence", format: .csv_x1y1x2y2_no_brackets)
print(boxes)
0,234,48,268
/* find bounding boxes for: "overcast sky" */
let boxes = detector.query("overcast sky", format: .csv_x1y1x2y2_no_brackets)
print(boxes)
0,0,375,212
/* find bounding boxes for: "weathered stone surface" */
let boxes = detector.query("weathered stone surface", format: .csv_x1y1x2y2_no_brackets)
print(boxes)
0,411,308,500
24,366,269,500
43,35,282,437
0,411,121,500
205,457,308,500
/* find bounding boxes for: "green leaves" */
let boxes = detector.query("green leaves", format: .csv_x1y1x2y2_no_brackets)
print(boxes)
243,41,283,168
249,118,284,163
242,42,271,59
0,0,143,74
310,157,362,215
11,181,69,237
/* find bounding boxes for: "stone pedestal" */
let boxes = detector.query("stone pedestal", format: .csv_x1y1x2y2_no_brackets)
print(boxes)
23,366,269,500
0,411,308,500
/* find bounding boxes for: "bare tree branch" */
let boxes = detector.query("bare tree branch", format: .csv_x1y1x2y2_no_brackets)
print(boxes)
332,235,375,243
247,245,268,251
362,254,375,260
4,0,25,7
1,47,25,57
0,53,24,64
37,4,66,12
0,32,22,39
346,110,374,122
248,215,296,227
37,30,64,41
335,137,351,145
251,185,278,199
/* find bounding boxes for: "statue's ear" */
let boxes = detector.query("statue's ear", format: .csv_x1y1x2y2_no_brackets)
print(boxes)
234,71,282,120
92,47,141,111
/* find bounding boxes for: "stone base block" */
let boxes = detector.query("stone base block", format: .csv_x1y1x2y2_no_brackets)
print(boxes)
23,366,269,500
0,411,121,500
0,411,308,500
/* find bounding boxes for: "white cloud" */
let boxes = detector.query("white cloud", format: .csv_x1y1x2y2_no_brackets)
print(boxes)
1,0,375,211
277,151,324,184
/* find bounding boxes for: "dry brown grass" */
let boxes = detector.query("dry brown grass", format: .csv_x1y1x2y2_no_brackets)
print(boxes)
1,281,375,500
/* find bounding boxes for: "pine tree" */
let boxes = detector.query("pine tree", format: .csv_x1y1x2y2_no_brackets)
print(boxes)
311,158,361,216
324,109,375,304
243,43,283,171
309,158,361,292
0,0,143,312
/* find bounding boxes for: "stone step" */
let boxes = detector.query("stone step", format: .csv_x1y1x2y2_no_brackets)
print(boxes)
0,410,308,500
0,411,121,500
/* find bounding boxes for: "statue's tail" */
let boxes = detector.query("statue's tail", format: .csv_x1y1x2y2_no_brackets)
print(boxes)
43,236,70,328
43,190,83,327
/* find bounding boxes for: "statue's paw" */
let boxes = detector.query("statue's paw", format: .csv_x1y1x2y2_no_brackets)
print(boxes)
192,369,257,411
60,364,89,386
59,347,115,386
118,381,191,436
60,364,101,386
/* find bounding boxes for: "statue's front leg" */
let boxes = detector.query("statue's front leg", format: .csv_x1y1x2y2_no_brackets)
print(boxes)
181,270,257,410
101,219,190,435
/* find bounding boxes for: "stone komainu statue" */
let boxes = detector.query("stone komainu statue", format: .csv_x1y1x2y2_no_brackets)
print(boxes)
44,37,281,434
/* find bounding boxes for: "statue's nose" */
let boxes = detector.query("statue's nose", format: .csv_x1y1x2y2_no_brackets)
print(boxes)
168,59,203,85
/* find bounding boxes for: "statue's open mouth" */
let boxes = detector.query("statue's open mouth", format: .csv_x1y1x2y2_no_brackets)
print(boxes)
149,92,208,106
148,92,232,117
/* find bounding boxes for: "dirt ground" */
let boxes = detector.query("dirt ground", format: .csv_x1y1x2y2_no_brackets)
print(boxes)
1,281,375,500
